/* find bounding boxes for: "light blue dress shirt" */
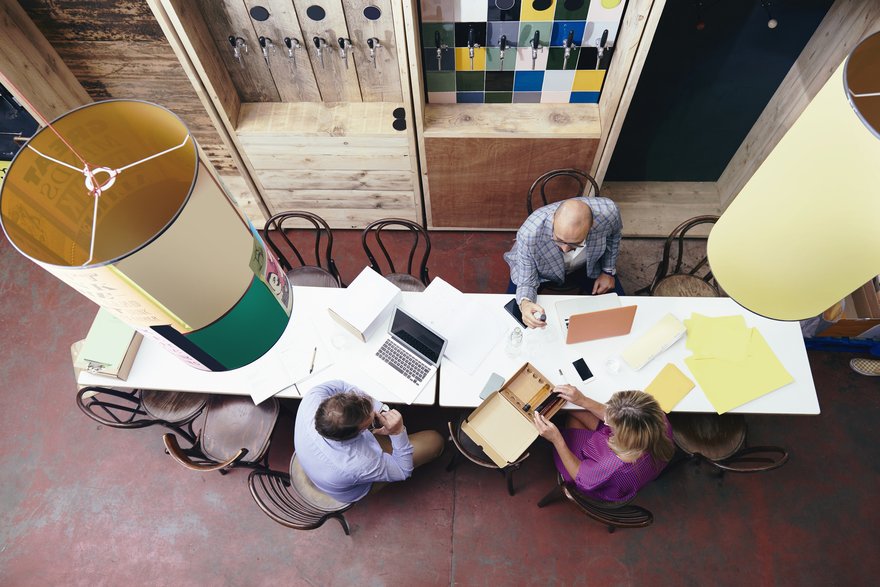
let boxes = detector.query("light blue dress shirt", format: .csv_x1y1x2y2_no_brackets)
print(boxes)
294,380,414,503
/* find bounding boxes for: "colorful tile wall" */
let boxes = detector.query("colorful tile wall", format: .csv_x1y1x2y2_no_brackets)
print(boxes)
421,0,626,104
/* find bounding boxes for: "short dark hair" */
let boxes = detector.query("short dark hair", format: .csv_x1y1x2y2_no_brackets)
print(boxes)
314,392,373,441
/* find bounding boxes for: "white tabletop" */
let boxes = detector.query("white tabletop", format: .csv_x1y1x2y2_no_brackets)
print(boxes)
78,286,438,406
438,294,820,415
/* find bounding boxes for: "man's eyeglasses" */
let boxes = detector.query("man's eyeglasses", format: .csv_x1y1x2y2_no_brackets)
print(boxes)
551,235,586,248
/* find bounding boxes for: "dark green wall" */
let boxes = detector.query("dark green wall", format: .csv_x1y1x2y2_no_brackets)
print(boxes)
606,0,834,182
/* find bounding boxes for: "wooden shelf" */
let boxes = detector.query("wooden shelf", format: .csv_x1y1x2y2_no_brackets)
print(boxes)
423,103,601,139
236,102,407,137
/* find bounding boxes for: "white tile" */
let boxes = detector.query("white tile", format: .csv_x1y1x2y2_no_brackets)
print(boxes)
542,70,575,92
540,91,571,103
455,0,488,22
515,47,548,71
421,0,455,22
428,91,457,104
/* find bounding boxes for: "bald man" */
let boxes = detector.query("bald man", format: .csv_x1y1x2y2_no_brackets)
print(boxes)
504,197,623,328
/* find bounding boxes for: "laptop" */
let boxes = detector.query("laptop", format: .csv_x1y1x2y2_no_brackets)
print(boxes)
555,293,621,332
357,307,448,404
566,305,638,344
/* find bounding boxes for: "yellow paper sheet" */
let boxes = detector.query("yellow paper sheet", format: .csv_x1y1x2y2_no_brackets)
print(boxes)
685,313,750,361
645,363,695,412
684,329,793,414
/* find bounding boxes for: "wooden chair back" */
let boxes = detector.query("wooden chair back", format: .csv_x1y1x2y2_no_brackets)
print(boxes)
526,168,600,216
263,211,342,287
361,218,431,291
537,474,653,533
646,215,721,297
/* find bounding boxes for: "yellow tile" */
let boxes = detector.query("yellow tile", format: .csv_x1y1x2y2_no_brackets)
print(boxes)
455,47,486,71
573,70,606,92
520,0,557,21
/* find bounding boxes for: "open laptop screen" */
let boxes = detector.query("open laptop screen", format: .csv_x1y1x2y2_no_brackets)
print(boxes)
390,308,445,365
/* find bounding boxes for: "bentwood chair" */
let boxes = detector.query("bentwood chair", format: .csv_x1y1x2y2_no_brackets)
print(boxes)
248,452,354,535
446,412,529,496
76,386,208,445
163,395,280,474
537,474,653,533
668,413,789,475
361,218,431,292
640,215,721,297
263,211,342,287
526,168,600,216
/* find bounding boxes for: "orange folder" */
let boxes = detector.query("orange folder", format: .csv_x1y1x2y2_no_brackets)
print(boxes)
565,305,638,344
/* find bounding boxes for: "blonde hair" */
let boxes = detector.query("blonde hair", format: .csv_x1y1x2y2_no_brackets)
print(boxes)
605,390,675,463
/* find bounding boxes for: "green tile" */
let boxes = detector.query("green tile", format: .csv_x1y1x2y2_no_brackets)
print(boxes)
485,47,516,72
456,71,485,92
426,71,456,92
421,23,455,49
546,46,581,70
485,92,513,103
555,0,589,20
518,21,552,49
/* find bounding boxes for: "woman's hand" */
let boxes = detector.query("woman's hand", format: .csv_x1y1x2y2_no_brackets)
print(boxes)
533,411,563,445
554,384,585,406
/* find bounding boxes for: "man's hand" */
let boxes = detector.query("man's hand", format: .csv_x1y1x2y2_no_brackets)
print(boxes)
533,411,563,444
373,409,404,435
554,384,585,407
520,299,547,329
592,272,616,294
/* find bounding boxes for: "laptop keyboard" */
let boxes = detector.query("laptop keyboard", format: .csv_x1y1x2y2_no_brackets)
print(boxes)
376,339,430,384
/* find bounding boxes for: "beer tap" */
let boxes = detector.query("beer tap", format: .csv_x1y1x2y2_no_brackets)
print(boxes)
313,36,327,69
467,25,480,70
530,30,543,70
498,34,508,71
283,37,301,66
434,30,448,70
228,35,248,66
258,36,275,67
595,29,609,69
367,37,381,68
562,29,575,70
338,37,352,69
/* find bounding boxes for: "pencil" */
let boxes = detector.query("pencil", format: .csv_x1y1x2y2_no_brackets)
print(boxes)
308,346,317,374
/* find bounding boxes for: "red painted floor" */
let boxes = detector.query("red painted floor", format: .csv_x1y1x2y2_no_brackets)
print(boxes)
1,230,878,586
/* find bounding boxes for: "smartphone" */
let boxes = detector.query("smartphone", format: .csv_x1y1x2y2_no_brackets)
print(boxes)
479,372,505,399
503,298,527,328
572,358,596,383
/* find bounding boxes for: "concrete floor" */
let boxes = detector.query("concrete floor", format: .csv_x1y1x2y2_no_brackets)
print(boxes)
1,229,878,586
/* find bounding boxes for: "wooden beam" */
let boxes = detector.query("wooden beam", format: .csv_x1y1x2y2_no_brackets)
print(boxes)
601,181,720,237
0,0,91,120
716,0,880,210
423,103,600,139
592,0,665,187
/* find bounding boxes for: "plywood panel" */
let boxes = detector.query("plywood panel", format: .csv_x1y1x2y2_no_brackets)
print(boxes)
256,169,414,190
600,181,720,237
425,137,598,228
292,0,363,102
244,0,323,102
341,0,403,101
218,173,268,225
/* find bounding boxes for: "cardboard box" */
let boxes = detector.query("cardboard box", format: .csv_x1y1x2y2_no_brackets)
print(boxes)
461,363,563,467
327,267,401,342
815,279,880,340
75,309,143,380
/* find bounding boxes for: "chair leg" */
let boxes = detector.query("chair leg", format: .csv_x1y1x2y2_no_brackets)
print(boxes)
445,451,459,472
333,513,351,536
537,484,564,508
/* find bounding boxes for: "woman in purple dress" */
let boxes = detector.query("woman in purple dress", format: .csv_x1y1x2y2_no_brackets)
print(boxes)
533,386,674,503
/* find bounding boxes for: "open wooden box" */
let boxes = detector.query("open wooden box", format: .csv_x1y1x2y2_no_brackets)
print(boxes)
461,363,564,468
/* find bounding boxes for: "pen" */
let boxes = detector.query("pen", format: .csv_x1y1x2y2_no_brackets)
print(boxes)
308,346,317,374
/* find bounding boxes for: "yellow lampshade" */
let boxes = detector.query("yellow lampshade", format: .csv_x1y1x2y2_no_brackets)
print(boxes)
707,34,880,321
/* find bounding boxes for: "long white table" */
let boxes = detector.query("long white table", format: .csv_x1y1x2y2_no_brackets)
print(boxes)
440,293,820,414
79,287,820,414
78,286,438,405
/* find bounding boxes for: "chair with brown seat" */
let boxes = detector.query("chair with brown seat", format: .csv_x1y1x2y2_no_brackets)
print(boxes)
537,474,653,533
641,215,721,297
76,386,207,445
446,412,529,496
163,395,280,474
361,218,431,292
668,412,789,474
263,211,342,287
248,452,354,535
526,168,600,216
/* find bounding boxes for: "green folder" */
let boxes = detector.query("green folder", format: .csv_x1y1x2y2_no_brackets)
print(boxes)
77,309,142,379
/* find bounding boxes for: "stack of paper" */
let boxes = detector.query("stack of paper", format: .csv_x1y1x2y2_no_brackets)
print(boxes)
683,313,793,414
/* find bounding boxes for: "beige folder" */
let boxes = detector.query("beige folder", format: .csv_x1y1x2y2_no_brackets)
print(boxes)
621,314,686,370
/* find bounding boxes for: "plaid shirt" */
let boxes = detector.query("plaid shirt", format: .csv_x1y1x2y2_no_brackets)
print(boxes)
504,197,622,304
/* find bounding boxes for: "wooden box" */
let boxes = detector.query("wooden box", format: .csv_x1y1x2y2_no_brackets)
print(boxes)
461,363,564,468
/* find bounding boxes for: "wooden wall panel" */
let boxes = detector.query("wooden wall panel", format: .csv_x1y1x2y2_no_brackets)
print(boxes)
21,0,237,176
292,0,363,102
425,138,599,228
341,0,403,101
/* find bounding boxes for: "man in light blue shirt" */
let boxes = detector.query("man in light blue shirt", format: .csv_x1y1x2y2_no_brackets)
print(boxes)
294,380,444,503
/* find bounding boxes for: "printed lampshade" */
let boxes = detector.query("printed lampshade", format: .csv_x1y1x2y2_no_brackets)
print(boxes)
0,100,291,371
707,32,880,321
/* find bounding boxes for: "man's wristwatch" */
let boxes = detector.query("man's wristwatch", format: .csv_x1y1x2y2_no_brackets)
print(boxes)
601,268,617,277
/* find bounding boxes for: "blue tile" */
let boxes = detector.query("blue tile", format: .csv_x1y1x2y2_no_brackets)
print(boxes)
514,70,544,91
457,92,485,103
570,91,600,103
550,21,585,47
